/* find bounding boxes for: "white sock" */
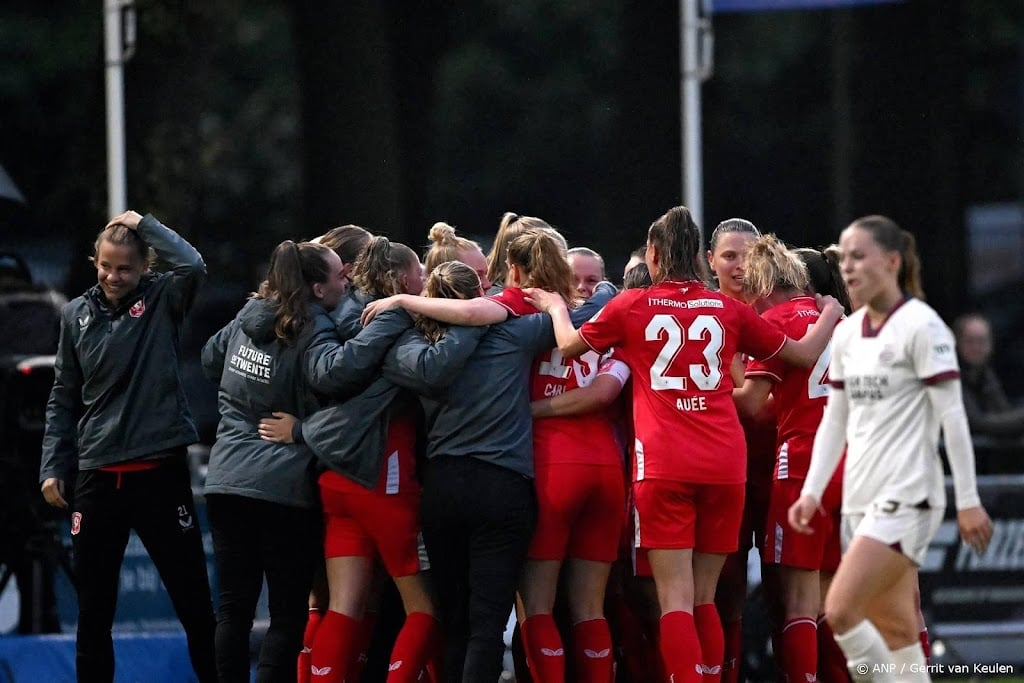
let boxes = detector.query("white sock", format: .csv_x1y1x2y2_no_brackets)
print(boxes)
834,620,896,683
891,642,930,683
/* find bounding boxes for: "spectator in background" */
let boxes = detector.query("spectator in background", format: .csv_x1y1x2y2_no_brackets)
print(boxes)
953,313,1024,441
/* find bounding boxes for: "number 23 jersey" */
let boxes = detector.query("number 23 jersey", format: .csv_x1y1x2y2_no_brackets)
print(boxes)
579,280,786,484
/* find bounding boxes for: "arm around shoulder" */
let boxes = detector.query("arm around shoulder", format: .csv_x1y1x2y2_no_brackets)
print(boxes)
382,325,488,395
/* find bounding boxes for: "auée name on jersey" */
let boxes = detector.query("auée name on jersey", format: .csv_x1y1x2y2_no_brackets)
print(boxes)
676,395,708,411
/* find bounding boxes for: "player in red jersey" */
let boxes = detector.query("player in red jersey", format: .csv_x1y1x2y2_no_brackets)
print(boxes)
361,226,621,682
733,235,853,683
704,218,774,683
525,206,843,683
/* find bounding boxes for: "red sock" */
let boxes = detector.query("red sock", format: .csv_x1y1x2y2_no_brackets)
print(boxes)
387,612,440,683
349,610,378,681
721,618,742,683
298,609,324,683
310,610,362,683
695,603,725,683
571,618,614,683
659,611,702,683
780,617,818,683
816,617,850,683
522,614,566,683
919,628,930,664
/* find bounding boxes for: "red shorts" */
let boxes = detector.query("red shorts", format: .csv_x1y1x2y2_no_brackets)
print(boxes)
318,470,425,577
761,476,842,572
528,463,625,563
633,479,745,553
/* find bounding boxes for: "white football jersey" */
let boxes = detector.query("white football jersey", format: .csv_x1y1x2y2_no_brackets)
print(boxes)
829,297,959,513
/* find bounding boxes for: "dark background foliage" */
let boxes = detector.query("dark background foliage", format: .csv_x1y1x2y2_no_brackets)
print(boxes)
2,1,1022,342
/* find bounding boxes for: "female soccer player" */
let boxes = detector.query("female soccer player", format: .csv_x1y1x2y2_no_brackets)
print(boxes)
280,237,440,683
422,221,492,291
526,205,843,683
41,210,216,682
485,211,554,293
789,215,993,683
705,218,774,683
202,240,347,682
732,235,852,683
567,246,605,299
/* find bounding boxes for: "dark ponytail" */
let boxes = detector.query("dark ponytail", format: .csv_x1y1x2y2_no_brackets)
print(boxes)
647,205,708,283
257,240,333,345
796,245,852,315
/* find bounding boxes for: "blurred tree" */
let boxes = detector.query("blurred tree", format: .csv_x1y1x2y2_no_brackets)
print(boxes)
424,0,622,253
0,0,1021,316
0,2,106,292
126,0,301,289
291,0,449,246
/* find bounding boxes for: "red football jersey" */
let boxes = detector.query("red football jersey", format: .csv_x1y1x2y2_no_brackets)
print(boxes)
579,280,786,484
744,296,835,481
491,287,625,469
530,352,626,469
488,287,536,317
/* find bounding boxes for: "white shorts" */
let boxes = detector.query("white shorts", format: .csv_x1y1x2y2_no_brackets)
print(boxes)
841,502,944,566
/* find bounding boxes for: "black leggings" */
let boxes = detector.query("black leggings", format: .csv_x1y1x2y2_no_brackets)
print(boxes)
420,456,537,683
72,457,216,683
207,493,319,683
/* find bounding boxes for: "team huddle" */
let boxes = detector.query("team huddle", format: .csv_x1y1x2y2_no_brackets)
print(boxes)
39,206,992,683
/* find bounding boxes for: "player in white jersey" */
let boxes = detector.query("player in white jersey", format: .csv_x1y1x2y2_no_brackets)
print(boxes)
789,215,992,683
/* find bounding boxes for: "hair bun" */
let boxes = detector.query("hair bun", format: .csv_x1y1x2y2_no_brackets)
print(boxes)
429,222,457,244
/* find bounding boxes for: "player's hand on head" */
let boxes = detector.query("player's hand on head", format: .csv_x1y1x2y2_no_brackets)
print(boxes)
105,210,143,231
957,505,993,554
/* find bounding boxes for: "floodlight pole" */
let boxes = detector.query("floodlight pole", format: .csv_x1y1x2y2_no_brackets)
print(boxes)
680,0,713,231
104,0,136,216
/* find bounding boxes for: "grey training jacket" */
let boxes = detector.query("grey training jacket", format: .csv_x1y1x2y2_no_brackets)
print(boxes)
40,214,205,483
381,282,617,478
201,298,325,509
